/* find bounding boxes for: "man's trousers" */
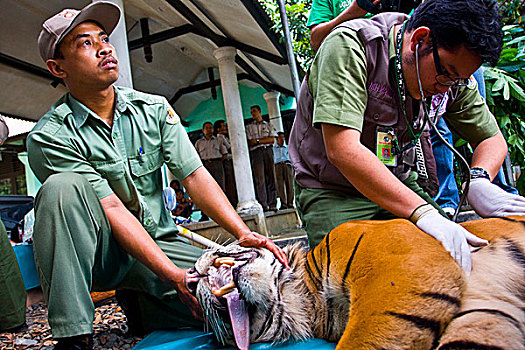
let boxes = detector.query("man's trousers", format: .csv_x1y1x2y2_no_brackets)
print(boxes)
275,162,294,208
0,221,26,331
249,147,277,209
33,173,202,338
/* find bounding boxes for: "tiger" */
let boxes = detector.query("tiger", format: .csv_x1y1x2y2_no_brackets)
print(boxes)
185,216,525,350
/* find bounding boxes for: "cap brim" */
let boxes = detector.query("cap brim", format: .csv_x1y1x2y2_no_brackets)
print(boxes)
57,2,121,50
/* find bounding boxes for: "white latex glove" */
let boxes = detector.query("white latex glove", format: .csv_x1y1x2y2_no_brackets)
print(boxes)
415,210,488,273
468,177,525,217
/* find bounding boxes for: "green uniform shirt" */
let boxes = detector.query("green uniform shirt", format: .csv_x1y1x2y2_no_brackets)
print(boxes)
27,86,202,238
308,25,499,144
307,0,372,28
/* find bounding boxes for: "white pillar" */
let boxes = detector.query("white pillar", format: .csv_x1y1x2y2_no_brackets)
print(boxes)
213,47,266,227
263,91,283,133
94,0,133,88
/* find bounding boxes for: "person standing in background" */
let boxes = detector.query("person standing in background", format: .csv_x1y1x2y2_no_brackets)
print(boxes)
214,119,238,208
245,105,278,212
194,122,227,192
273,132,294,209
194,121,228,221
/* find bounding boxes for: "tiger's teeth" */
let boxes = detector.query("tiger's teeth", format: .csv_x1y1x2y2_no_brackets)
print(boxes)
214,257,235,267
212,281,236,297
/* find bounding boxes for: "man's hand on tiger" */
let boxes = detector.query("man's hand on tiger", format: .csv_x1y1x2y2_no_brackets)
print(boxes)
174,268,204,321
415,210,488,273
468,177,525,218
238,231,290,269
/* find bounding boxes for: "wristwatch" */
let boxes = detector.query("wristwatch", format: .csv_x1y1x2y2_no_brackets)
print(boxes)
470,167,490,180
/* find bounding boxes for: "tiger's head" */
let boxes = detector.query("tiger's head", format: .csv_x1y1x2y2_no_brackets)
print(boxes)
186,242,312,350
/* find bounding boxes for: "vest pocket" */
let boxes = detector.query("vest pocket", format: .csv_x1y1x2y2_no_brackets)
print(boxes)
364,95,398,126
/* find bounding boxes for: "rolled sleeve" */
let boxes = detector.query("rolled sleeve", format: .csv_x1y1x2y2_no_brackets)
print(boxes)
309,28,368,131
159,100,202,180
307,0,335,27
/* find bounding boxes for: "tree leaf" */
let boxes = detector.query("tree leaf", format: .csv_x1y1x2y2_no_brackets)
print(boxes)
493,77,507,92
504,81,511,100
507,36,525,46
454,138,467,147
499,115,511,128
509,80,525,101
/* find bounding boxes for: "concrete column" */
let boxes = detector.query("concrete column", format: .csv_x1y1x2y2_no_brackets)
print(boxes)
94,0,133,88
213,47,267,231
263,91,283,133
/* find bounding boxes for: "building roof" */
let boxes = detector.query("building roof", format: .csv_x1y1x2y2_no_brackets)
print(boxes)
2,115,36,138
1,0,298,128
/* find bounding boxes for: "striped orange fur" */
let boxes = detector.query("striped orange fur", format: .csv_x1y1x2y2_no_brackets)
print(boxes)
192,216,525,350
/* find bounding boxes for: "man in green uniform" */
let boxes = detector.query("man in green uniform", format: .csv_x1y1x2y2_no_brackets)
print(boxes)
290,0,525,273
28,3,287,349
0,116,27,333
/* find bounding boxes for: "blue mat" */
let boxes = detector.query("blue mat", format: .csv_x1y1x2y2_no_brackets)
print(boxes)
132,329,336,350
12,244,40,290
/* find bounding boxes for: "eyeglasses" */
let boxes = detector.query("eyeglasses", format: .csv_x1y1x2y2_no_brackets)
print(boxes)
431,35,469,87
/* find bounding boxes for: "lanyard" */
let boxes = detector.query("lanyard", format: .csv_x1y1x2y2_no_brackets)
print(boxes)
392,22,425,154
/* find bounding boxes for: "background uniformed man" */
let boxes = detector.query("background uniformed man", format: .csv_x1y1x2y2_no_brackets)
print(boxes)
245,105,278,211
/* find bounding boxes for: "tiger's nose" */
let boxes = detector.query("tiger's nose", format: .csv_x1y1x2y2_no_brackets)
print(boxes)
185,267,203,295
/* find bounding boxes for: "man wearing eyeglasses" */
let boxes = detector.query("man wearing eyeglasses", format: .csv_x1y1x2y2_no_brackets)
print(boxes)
289,0,525,272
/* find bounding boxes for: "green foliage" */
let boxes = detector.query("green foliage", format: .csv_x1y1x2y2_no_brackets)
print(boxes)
260,0,314,71
484,22,525,189
498,0,523,25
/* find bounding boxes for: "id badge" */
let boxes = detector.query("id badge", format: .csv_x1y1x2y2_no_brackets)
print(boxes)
376,127,397,167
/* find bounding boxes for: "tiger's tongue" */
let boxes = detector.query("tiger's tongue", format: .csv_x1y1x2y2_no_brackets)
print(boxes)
225,290,249,350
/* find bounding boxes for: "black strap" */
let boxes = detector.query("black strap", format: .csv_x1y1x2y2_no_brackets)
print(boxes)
356,0,421,15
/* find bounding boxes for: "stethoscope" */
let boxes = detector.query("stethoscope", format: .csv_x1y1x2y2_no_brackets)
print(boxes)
414,42,471,222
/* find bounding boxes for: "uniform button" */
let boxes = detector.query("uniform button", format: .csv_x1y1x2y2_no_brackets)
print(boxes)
148,164,153,170
112,133,118,139
373,114,380,121
145,219,151,225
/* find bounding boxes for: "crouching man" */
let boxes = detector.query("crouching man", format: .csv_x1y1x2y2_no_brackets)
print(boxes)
28,2,287,348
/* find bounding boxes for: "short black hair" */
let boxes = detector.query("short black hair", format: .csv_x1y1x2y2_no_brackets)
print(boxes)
175,189,183,195
213,119,225,135
170,179,181,188
405,0,503,66
202,121,212,129
250,105,261,112
277,131,285,137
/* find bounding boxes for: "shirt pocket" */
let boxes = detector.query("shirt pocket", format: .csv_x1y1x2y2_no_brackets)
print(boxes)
93,160,140,210
129,147,163,178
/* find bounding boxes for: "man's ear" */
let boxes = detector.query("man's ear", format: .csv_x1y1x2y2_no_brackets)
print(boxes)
46,59,67,79
408,26,431,52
